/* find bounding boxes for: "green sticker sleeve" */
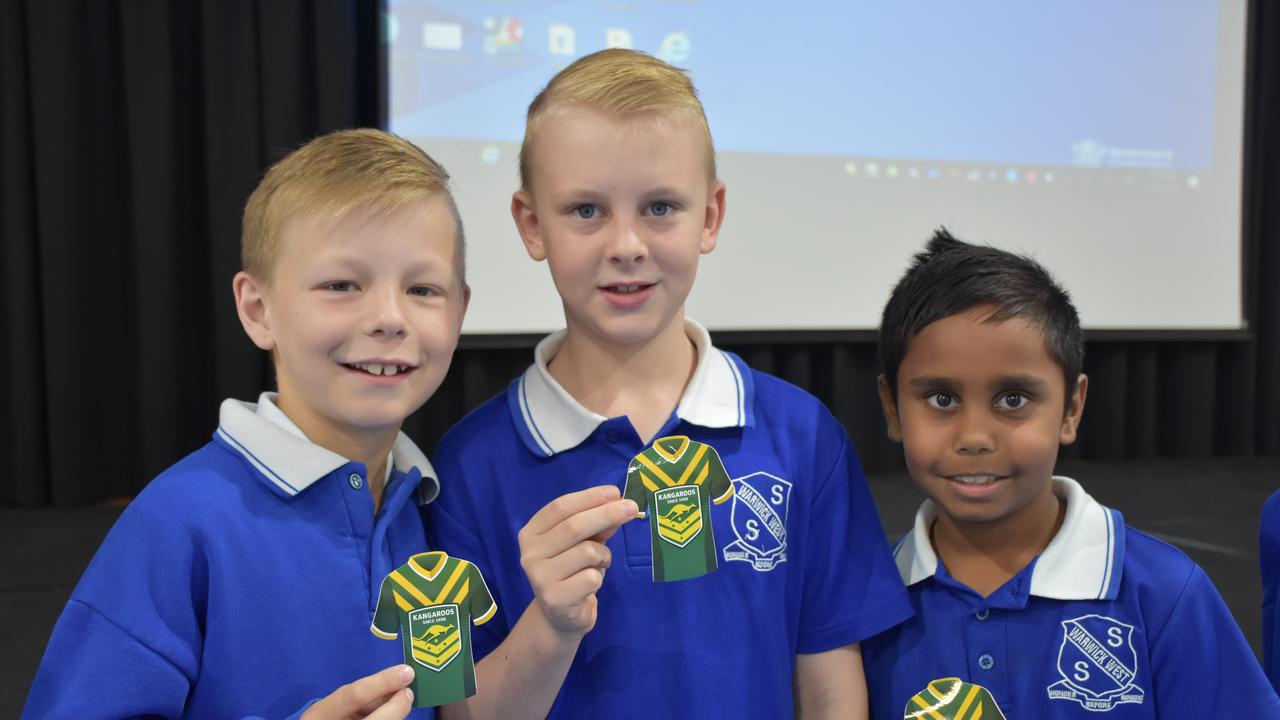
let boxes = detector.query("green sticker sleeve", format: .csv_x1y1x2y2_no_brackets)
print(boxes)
466,563,498,625
371,575,400,639
623,460,649,517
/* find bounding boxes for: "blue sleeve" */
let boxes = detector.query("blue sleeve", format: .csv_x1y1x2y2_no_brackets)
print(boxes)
1148,565,1280,714
796,427,913,654
1261,489,1280,693
426,442,509,662
23,598,193,719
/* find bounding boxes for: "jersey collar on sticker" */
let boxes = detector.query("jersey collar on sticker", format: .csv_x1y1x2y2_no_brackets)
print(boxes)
510,318,753,457
891,476,1126,601
215,392,440,503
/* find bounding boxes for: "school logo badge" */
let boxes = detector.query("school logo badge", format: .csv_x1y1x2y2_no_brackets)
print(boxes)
654,485,703,548
408,604,462,672
1047,614,1145,711
724,472,790,572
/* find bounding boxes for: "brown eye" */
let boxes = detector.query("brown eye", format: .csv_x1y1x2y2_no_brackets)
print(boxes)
997,392,1027,409
926,393,955,409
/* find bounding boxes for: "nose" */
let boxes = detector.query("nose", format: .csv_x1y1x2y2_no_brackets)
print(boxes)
607,217,648,265
364,286,407,338
954,407,996,455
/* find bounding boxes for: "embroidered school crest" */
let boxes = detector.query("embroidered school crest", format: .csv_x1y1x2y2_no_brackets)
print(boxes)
1047,614,1146,711
655,485,703,547
408,604,461,671
723,472,790,572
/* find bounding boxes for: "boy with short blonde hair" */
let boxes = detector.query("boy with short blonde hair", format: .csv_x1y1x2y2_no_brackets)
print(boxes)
26,129,468,718
428,49,911,719
862,229,1279,718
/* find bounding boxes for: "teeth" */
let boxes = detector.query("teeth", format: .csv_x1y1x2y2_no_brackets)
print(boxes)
613,284,642,293
350,363,411,376
953,475,998,485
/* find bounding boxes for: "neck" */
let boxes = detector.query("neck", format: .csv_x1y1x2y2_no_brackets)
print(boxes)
931,485,1065,597
273,393,397,512
549,314,697,443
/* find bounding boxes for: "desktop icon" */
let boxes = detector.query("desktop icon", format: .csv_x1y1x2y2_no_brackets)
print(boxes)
422,22,462,51
659,31,691,63
482,16,523,54
549,24,576,55
606,27,633,50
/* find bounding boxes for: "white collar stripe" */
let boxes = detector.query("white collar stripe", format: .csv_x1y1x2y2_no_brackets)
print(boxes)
723,351,745,426
893,477,1125,601
216,395,441,504
511,319,751,456
215,427,300,495
519,376,554,457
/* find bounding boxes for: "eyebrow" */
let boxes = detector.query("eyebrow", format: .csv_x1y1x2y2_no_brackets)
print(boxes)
906,375,1050,391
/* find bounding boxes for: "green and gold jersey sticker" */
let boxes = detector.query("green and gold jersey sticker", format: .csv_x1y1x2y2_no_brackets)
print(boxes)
623,435,733,582
905,678,1006,720
372,552,497,707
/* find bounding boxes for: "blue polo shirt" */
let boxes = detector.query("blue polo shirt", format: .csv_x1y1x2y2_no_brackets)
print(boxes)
24,394,440,720
428,320,912,718
1263,489,1280,693
863,477,1280,718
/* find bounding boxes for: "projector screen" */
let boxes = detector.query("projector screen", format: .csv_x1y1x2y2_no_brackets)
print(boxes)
386,1,1248,334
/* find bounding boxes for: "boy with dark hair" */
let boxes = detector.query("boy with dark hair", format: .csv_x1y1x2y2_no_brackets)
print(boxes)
863,229,1279,717
427,48,912,719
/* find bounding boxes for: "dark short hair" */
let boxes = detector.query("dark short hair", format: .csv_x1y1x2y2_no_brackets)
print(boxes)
878,228,1084,401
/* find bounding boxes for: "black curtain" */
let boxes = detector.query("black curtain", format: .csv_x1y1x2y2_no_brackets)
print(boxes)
2,1,1277,507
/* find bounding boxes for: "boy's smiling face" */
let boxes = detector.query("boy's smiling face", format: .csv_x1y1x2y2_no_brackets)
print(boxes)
878,306,1086,529
238,195,467,444
512,106,725,349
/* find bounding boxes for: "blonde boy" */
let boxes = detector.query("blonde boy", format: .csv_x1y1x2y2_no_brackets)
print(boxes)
26,129,465,719
428,50,912,718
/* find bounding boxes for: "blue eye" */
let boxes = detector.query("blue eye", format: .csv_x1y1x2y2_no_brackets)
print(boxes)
997,392,1028,410
573,205,599,220
327,281,354,292
407,286,437,297
648,202,672,217
926,393,955,409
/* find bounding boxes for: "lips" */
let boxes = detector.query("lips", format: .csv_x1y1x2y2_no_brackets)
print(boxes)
599,281,656,308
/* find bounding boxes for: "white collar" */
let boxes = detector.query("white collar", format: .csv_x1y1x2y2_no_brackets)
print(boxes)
512,318,751,457
215,392,440,504
892,476,1125,601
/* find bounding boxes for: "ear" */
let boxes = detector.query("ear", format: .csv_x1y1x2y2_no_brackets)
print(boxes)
1059,373,1088,445
233,271,276,351
457,283,472,330
511,190,546,261
700,180,727,254
877,375,903,442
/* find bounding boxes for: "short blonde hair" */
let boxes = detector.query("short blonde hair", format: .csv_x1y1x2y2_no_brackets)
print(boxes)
242,128,465,285
519,48,716,191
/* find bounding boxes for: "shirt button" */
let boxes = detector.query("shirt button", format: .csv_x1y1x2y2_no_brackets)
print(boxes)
975,608,990,621
348,473,364,490
978,654,994,671
605,431,621,443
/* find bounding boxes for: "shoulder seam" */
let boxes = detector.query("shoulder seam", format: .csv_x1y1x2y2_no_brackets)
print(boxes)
67,597,194,682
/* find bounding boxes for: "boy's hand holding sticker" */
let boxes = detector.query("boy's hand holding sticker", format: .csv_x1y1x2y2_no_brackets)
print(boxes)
519,485,638,635
623,435,733,582
371,552,497,708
